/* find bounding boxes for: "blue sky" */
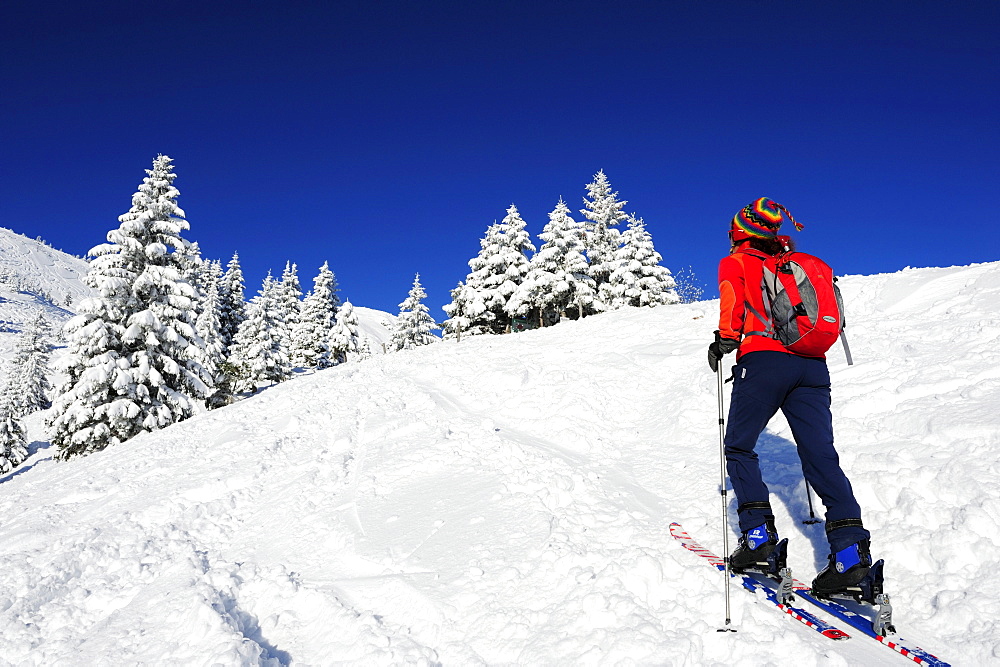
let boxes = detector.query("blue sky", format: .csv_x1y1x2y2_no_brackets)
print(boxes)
2,1,998,316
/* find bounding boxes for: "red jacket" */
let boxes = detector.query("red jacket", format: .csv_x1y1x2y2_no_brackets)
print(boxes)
717,246,794,360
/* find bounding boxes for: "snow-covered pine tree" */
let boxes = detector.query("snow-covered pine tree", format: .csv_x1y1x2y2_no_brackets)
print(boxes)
228,273,291,392
328,300,363,364
5,314,54,418
608,214,680,308
508,198,596,326
463,205,535,334
357,336,373,360
47,155,213,459
466,222,507,335
277,261,303,341
176,243,216,367
179,240,206,312
218,252,247,354
270,262,302,367
291,262,339,370
391,274,438,351
441,281,476,341
580,170,628,310
194,260,236,408
46,309,126,456
0,382,28,474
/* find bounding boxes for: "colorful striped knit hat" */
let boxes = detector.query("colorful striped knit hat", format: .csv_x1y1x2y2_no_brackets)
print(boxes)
731,197,803,239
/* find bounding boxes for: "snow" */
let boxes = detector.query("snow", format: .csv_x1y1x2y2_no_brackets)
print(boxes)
1,259,998,665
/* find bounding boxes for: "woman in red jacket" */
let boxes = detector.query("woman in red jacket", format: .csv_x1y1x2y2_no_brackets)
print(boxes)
708,197,875,598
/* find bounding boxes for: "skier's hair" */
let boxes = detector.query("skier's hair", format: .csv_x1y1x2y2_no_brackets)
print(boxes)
747,236,796,256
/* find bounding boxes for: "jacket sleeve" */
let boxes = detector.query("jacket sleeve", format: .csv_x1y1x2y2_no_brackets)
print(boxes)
718,255,745,341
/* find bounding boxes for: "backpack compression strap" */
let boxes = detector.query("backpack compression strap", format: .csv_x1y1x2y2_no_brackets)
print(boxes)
743,301,776,339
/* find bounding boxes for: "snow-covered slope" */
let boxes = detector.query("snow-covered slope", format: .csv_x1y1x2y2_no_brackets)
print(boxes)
0,227,90,306
353,305,397,352
0,227,91,359
2,262,998,665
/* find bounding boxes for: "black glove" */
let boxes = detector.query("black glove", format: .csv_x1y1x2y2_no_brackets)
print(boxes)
707,332,740,372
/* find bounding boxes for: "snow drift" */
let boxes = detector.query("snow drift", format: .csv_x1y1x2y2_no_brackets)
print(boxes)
1,261,998,665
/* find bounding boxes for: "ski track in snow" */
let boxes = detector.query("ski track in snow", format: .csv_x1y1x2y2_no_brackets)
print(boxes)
1,261,998,665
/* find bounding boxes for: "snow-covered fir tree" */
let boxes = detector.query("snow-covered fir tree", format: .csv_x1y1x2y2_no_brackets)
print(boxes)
46,309,124,456
291,262,339,370
0,385,28,474
47,155,213,459
357,336,373,360
446,227,500,337
328,300,363,364
194,260,225,355
460,205,536,334
391,274,438,351
218,252,247,354
4,314,54,418
608,214,680,308
178,241,207,311
277,262,303,346
441,281,479,341
228,273,291,392
580,170,628,310
467,221,508,332
194,260,236,408
508,198,596,326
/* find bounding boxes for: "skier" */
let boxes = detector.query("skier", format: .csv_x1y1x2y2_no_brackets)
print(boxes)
707,197,875,598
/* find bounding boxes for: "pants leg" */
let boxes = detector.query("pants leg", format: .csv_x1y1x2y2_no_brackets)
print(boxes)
781,358,870,552
724,353,785,533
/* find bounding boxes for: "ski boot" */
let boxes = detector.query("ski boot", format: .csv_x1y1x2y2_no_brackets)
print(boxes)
812,540,895,635
811,539,874,599
730,515,782,574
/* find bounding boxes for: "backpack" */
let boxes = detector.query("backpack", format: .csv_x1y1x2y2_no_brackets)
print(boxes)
745,251,846,359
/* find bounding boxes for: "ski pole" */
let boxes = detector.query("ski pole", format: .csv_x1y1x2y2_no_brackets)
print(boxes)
802,480,822,525
717,364,737,632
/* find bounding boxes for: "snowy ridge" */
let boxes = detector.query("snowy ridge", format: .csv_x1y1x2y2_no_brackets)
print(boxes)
0,227,91,358
0,227,90,307
1,261,998,664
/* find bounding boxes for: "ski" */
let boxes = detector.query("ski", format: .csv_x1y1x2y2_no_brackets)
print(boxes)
791,581,950,666
669,523,849,640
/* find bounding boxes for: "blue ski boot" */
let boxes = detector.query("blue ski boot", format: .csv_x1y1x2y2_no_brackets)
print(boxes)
811,539,874,599
730,515,780,574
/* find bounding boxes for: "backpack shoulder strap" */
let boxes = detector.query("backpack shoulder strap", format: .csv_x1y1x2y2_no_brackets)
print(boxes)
742,252,778,339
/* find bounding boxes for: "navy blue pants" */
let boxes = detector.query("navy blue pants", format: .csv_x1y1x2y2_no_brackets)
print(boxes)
724,351,869,553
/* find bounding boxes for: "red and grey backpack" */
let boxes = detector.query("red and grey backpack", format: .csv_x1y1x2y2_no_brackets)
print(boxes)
745,251,851,362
